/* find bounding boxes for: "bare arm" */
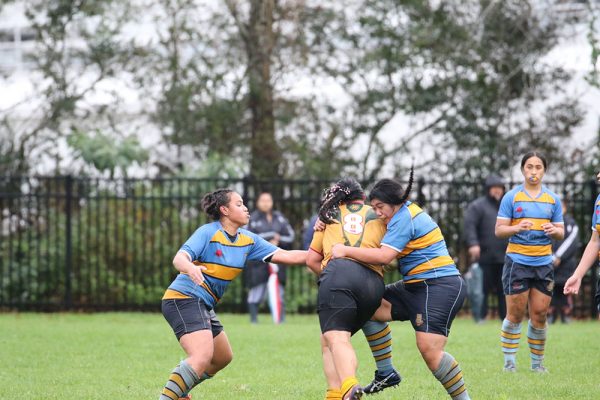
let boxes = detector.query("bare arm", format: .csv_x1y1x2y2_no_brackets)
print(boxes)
542,222,564,241
332,244,398,265
270,249,307,265
172,251,207,285
564,231,599,295
306,248,324,276
495,218,528,238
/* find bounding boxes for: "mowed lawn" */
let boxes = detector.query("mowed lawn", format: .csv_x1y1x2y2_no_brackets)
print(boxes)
0,313,599,399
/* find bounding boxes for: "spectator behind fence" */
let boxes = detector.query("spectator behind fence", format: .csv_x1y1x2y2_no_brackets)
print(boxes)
549,199,580,323
463,174,508,321
244,192,295,323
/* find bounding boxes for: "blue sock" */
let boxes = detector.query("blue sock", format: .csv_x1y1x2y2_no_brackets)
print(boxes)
501,318,521,367
527,320,546,368
362,320,394,375
433,352,470,400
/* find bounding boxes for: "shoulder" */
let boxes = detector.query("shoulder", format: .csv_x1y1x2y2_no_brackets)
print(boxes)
196,222,219,235
238,227,259,241
541,186,561,204
505,186,522,197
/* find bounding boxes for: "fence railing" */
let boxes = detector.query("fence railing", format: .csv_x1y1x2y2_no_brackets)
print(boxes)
0,175,598,317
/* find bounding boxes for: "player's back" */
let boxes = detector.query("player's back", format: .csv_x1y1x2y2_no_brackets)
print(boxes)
316,203,387,276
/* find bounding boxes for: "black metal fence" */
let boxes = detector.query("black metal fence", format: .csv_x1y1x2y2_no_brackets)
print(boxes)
0,176,598,317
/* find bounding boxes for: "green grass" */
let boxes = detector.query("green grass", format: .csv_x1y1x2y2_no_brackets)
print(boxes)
0,313,599,399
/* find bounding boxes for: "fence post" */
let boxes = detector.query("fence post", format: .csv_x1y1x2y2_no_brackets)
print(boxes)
64,175,73,310
590,178,598,318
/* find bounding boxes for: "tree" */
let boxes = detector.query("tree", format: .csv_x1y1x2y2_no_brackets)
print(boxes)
0,0,144,179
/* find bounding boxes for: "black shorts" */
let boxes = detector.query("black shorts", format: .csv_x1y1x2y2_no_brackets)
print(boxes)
162,298,224,340
317,258,385,335
384,275,466,337
502,257,554,296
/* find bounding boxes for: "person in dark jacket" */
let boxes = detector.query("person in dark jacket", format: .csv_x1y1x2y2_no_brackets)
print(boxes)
244,192,295,323
463,174,508,320
549,200,580,323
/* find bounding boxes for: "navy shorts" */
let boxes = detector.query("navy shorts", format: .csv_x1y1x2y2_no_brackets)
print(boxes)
317,258,385,335
502,257,554,296
162,298,224,340
384,275,466,337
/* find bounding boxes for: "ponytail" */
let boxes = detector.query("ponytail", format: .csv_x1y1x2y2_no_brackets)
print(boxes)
318,178,365,224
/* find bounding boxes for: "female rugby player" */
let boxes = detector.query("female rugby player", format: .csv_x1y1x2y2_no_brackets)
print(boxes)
563,171,600,313
158,189,306,400
495,151,564,373
307,178,390,400
332,173,470,400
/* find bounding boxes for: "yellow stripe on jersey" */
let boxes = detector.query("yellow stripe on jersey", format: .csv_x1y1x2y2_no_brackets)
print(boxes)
510,217,550,231
198,262,243,281
407,203,423,218
398,227,444,258
162,289,192,300
513,191,556,204
210,230,255,247
201,282,220,302
507,243,552,257
408,255,454,276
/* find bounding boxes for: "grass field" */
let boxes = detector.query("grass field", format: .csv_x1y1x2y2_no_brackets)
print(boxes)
0,313,598,399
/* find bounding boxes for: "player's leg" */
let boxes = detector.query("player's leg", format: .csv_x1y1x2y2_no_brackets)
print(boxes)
417,334,468,400
159,330,214,400
526,265,554,372
160,299,219,400
321,334,342,400
323,330,360,399
500,259,530,371
363,294,402,394
416,276,470,400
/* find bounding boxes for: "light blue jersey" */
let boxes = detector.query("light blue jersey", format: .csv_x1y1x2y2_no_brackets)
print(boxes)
497,184,563,266
381,201,459,283
163,221,278,308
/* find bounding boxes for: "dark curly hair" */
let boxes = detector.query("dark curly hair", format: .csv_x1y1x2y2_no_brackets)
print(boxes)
318,178,365,224
201,189,233,220
368,167,414,206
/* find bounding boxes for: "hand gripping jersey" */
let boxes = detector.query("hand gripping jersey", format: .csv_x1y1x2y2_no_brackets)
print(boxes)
497,184,563,266
310,203,387,276
381,201,459,283
163,221,278,308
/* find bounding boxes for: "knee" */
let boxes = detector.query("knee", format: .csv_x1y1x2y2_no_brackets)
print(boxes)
187,355,212,375
530,310,547,325
416,342,443,371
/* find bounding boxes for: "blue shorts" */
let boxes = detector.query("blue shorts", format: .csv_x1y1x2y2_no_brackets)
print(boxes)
384,275,466,337
162,298,224,340
501,257,554,297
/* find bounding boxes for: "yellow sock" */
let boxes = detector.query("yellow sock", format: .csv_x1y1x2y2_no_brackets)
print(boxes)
340,377,359,399
325,388,342,400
